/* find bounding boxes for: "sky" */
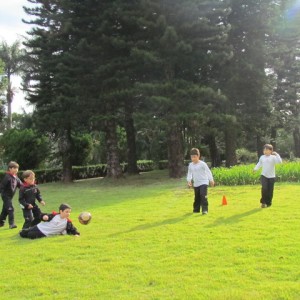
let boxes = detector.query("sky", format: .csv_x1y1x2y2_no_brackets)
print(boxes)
0,0,34,113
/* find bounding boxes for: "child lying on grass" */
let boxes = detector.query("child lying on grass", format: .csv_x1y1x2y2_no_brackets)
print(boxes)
19,203,80,239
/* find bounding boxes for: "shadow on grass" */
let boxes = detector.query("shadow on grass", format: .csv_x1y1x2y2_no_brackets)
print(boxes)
205,208,261,228
110,212,193,237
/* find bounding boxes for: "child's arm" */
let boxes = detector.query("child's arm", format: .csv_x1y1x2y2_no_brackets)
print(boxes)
36,187,45,206
253,157,262,172
40,213,54,222
272,152,282,164
0,175,9,194
19,188,33,209
66,221,80,236
187,164,193,187
17,177,22,188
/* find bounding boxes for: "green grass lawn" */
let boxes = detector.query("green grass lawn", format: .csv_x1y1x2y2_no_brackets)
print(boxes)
0,170,299,300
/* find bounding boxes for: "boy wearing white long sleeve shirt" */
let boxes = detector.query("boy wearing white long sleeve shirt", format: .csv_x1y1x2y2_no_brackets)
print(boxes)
254,144,282,208
187,148,214,214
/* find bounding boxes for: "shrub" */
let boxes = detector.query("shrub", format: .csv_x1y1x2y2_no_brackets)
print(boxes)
158,160,191,170
71,133,93,166
213,162,300,185
123,160,155,173
0,161,155,184
0,129,49,169
236,148,257,164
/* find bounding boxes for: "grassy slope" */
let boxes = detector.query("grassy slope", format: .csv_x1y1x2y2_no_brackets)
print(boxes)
0,170,299,300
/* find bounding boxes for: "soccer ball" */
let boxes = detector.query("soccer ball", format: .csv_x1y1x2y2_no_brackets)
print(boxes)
78,212,92,225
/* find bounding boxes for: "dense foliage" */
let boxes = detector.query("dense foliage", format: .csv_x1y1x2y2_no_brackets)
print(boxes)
0,0,299,181
0,160,155,183
0,128,49,169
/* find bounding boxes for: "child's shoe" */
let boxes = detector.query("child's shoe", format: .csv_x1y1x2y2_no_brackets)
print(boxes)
9,224,17,229
0,221,4,227
261,203,267,208
202,211,208,215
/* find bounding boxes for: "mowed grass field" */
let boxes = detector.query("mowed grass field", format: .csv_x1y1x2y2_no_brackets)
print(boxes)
0,170,299,300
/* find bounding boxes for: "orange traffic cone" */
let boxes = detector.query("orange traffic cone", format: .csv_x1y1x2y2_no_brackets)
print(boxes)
222,195,228,206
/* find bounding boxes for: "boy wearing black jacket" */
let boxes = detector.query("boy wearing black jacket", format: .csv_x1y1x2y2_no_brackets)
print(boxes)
0,161,22,229
19,170,46,229
19,203,80,239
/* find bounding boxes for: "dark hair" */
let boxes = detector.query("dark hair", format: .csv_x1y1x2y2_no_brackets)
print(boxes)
59,203,72,212
190,148,200,156
22,170,35,179
263,144,273,151
8,161,19,170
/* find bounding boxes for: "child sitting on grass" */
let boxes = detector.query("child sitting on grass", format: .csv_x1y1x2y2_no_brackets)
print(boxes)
253,144,282,208
19,203,80,239
19,170,46,229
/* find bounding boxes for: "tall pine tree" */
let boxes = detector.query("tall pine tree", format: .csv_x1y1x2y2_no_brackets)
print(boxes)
134,0,231,177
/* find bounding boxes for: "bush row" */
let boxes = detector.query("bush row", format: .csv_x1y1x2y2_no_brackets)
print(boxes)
158,160,191,169
213,162,300,186
0,160,155,183
0,161,298,185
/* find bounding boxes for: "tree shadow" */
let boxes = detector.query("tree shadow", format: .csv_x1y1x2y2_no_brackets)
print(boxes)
205,208,261,228
110,212,193,237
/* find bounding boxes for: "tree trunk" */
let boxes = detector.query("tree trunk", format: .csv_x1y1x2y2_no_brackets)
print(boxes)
58,129,73,183
124,102,139,175
224,121,237,167
167,123,185,178
6,80,13,129
270,127,277,149
105,119,123,178
256,134,264,158
206,134,221,167
293,125,300,157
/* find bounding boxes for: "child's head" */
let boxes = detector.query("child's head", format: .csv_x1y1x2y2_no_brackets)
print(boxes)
59,203,72,219
22,170,35,185
7,161,19,175
263,144,273,156
190,148,200,163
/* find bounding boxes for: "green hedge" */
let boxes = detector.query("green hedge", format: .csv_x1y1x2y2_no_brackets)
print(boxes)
213,162,300,185
159,160,300,185
1,161,298,185
158,160,191,170
0,160,154,183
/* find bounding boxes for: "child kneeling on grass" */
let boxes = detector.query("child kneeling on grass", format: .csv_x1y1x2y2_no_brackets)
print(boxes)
19,203,80,239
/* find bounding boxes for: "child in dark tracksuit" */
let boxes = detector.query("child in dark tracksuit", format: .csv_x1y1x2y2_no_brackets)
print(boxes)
19,170,46,229
19,203,80,239
0,161,21,229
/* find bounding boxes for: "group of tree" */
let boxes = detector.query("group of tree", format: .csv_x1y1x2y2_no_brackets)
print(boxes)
0,0,299,181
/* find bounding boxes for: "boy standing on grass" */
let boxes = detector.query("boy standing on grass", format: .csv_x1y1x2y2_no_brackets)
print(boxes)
19,170,46,229
187,148,214,215
253,144,282,208
0,161,22,229
19,203,80,239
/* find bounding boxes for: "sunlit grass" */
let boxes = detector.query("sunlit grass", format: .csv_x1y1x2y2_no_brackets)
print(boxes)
0,170,299,299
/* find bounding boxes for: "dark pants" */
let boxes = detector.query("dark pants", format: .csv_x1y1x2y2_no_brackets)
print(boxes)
19,225,46,239
0,197,15,226
261,175,275,207
22,206,42,229
193,185,208,213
